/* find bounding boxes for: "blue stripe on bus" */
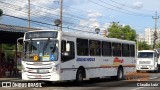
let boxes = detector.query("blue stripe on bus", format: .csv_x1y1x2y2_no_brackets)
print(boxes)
77,58,95,61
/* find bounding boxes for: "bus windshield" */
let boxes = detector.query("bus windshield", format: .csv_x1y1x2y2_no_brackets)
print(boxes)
138,52,153,58
23,39,58,62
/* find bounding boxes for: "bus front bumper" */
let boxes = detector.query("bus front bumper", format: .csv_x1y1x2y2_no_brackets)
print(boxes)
22,72,60,81
136,65,158,71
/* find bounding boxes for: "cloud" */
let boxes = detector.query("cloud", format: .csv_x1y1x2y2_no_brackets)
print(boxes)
89,21,100,28
102,23,111,29
88,12,102,18
79,10,103,32
132,1,143,9
79,18,100,32
64,0,87,5
87,10,102,18
79,20,89,28
0,0,59,18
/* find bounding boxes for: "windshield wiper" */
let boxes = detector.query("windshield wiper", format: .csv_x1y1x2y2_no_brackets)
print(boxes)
29,38,32,54
43,38,50,54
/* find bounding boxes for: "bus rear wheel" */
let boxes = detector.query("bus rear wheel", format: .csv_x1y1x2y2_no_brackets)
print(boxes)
76,69,83,85
116,67,124,80
111,67,123,80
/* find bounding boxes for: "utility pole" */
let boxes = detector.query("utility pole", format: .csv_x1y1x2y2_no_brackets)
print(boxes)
28,0,30,30
60,0,63,31
152,12,159,49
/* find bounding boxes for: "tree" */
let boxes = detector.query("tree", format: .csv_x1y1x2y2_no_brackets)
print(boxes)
2,44,16,59
138,41,151,50
108,23,136,41
0,9,3,17
156,43,160,48
121,25,136,41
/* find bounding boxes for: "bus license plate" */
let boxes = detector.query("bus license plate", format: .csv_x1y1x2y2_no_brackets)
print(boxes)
37,69,46,73
35,75,41,78
142,65,147,68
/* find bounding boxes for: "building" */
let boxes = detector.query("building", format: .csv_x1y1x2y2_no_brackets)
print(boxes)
137,34,145,42
145,28,160,45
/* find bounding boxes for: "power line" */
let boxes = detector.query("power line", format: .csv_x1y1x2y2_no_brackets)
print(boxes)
3,6,93,30
0,1,120,24
0,1,94,29
3,14,56,26
17,0,88,21
0,0,86,22
31,22,54,29
110,0,155,13
0,5,58,24
0,0,148,33
99,0,152,17
88,0,151,17
0,0,110,28
3,14,95,33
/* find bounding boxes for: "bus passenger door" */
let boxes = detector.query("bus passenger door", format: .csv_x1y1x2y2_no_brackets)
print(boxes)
60,40,76,80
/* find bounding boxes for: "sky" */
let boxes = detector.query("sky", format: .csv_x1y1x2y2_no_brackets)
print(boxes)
0,0,160,35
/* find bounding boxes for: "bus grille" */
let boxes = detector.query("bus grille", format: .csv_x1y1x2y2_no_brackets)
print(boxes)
139,61,150,64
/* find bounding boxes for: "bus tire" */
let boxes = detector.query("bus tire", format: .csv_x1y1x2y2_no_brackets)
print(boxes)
116,67,124,80
154,69,159,73
76,69,83,85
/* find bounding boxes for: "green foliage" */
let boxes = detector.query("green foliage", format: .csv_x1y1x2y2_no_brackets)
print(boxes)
108,23,136,41
18,43,23,51
156,43,160,48
2,44,15,50
2,44,15,59
138,41,151,50
0,9,3,16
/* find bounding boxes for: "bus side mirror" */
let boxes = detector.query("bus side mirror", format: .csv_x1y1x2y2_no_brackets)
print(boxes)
17,37,24,51
66,43,70,52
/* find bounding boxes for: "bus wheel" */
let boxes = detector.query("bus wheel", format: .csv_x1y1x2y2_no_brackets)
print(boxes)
76,69,83,85
116,67,124,80
154,69,159,73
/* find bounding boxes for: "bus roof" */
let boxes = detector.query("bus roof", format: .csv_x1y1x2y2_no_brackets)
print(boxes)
138,50,156,53
26,30,135,44
63,31,135,44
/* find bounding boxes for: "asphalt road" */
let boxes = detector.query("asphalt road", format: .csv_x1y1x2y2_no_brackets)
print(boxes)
0,72,160,90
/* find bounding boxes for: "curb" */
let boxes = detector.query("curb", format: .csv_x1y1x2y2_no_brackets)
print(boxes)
0,78,21,82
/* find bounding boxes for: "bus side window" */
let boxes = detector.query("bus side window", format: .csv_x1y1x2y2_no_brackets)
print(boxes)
61,40,75,62
130,45,135,57
112,43,121,57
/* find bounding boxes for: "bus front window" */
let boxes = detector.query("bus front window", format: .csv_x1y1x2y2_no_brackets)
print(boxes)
23,40,58,62
138,52,153,58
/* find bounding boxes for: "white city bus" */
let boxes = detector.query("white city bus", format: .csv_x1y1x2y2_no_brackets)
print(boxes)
22,30,136,83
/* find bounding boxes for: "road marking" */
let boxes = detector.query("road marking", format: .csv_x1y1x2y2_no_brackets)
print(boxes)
131,87,144,90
